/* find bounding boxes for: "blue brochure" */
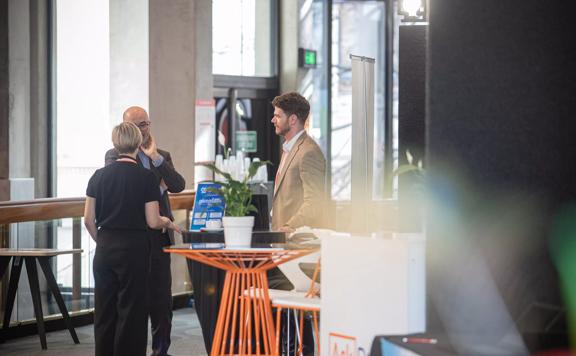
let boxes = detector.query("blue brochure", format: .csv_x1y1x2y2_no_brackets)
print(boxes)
190,182,225,231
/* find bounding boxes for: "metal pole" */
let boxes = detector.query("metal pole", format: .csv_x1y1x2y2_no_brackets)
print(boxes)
228,88,238,155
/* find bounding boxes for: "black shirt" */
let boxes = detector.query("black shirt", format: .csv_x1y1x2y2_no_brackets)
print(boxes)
86,161,161,230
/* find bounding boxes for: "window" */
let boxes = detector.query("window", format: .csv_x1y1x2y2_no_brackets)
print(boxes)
299,0,329,157
330,1,387,201
55,0,111,198
53,0,113,310
213,0,278,76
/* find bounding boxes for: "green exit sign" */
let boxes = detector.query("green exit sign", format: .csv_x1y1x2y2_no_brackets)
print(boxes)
299,48,317,68
236,131,257,153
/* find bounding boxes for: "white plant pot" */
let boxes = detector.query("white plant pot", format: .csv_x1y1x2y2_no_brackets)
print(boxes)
222,216,254,247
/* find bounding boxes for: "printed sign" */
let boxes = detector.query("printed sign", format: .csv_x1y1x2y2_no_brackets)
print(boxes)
195,99,216,182
190,182,225,231
236,131,257,153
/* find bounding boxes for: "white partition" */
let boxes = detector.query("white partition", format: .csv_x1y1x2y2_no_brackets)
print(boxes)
321,233,426,355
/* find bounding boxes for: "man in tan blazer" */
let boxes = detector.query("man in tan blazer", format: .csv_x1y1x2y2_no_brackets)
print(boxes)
271,92,326,232
270,92,325,355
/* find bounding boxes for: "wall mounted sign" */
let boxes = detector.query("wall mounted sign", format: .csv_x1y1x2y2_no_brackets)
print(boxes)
298,48,317,68
236,131,257,153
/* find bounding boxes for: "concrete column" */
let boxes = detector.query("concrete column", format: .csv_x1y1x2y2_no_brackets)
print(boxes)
0,0,9,199
8,0,31,179
193,0,213,103
109,0,148,123
149,0,212,189
279,0,298,93
30,0,50,198
255,0,274,76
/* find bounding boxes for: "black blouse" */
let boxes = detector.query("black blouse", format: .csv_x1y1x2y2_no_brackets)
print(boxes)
86,161,160,230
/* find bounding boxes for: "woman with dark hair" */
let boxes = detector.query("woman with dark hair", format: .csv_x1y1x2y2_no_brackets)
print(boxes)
84,122,180,356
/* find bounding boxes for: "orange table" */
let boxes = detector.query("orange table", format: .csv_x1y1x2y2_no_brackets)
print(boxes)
166,244,318,356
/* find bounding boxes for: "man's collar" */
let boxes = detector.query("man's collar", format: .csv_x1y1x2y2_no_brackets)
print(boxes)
282,129,306,152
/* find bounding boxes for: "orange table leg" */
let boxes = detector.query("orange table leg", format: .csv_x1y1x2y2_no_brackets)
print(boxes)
254,277,262,355
210,270,278,356
239,272,247,354
258,271,277,354
211,272,232,356
228,272,241,355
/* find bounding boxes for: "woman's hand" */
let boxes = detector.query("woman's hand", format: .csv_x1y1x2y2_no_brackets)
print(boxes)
160,216,181,234
168,221,182,234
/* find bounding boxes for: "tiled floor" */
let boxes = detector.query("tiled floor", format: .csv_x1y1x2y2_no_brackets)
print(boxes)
0,308,208,356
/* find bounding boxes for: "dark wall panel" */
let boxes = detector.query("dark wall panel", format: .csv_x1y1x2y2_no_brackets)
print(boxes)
399,25,427,166
398,25,427,231
427,0,576,352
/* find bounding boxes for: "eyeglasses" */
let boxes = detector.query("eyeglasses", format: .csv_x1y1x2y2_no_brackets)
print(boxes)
135,121,151,129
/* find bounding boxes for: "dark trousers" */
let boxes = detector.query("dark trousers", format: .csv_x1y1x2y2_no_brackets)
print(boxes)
93,229,150,356
149,231,173,356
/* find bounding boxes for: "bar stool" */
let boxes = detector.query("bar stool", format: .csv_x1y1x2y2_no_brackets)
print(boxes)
272,258,321,356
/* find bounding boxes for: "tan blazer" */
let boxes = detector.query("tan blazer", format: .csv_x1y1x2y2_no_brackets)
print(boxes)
272,132,326,230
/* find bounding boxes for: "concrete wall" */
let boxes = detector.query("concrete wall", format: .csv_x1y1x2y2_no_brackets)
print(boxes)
149,0,212,189
279,0,298,93
1,0,50,199
193,0,213,104
110,0,149,122
29,0,50,198
0,0,10,197
8,0,31,179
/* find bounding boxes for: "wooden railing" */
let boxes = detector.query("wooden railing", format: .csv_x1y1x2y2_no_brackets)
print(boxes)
0,191,196,224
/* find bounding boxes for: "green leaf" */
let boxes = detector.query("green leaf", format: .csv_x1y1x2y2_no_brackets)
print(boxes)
247,161,271,180
393,164,421,177
247,204,258,213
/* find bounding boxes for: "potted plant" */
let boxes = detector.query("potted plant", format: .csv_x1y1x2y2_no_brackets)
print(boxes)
197,159,270,246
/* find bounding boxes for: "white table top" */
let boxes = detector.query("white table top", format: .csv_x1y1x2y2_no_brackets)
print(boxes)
0,248,83,257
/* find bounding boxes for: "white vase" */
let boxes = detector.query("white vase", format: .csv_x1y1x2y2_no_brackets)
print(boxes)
222,216,254,247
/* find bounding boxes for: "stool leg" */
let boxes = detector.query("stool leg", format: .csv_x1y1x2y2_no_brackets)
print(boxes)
275,307,282,356
38,256,80,344
0,256,11,279
0,256,11,342
2,257,21,332
298,311,304,356
312,311,320,356
286,308,291,355
25,257,47,350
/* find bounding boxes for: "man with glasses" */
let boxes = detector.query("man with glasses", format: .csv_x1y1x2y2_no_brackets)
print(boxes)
105,106,185,356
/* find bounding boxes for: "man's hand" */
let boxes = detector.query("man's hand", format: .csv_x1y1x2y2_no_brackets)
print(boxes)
140,134,162,161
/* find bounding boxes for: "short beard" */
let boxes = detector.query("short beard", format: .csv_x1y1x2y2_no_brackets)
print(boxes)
277,125,290,137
